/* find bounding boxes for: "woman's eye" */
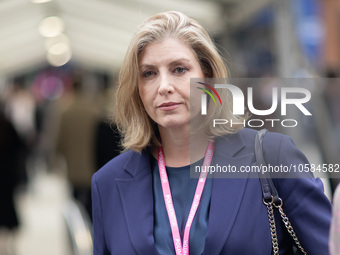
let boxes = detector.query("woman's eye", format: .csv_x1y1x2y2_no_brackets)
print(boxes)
142,70,156,77
174,67,188,74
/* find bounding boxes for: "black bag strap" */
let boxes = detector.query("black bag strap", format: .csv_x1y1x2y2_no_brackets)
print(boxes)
255,129,279,203
256,129,307,254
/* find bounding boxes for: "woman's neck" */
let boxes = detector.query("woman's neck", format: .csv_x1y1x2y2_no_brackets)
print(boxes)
154,125,210,167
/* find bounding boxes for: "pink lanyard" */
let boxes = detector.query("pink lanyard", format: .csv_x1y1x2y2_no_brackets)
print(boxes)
157,141,215,255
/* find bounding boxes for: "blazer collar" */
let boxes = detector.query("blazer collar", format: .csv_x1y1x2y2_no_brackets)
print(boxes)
215,131,246,157
123,148,152,178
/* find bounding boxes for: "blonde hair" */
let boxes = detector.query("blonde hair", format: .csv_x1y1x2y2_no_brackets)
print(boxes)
115,11,246,152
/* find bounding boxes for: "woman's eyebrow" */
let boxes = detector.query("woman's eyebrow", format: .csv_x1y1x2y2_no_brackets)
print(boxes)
139,58,191,68
169,58,191,65
139,64,154,70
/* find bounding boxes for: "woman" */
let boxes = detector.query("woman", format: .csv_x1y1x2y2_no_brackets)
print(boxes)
91,11,332,255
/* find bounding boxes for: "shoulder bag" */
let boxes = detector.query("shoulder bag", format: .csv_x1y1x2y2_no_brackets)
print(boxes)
255,129,307,255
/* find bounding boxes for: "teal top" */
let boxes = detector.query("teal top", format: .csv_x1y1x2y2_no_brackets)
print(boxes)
151,156,212,255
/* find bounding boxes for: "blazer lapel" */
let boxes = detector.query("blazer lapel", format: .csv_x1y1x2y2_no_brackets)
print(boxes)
115,150,159,255
203,133,254,255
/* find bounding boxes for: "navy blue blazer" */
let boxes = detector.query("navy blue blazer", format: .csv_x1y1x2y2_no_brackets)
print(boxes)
91,128,332,255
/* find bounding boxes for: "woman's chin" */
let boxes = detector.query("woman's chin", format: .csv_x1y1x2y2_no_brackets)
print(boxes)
158,118,190,131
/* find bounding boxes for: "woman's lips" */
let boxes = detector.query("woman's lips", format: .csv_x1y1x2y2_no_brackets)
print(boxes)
158,102,181,111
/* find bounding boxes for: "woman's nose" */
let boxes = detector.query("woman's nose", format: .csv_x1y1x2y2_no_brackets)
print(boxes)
158,73,174,95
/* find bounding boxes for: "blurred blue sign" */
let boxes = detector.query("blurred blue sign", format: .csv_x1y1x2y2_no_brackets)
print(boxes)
292,0,324,66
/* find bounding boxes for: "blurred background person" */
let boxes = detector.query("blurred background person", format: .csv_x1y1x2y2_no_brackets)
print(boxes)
55,75,100,220
92,73,122,170
3,78,36,151
0,101,26,255
95,121,121,170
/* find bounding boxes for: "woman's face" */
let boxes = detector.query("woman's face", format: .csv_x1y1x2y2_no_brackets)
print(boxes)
138,37,205,131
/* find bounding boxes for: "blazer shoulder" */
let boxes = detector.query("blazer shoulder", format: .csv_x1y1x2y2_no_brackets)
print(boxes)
238,127,288,143
92,149,140,182
261,130,300,165
236,127,289,153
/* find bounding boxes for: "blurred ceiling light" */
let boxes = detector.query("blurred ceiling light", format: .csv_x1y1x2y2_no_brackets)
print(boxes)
49,43,69,55
32,0,52,3
47,43,72,66
39,16,65,37
45,34,70,51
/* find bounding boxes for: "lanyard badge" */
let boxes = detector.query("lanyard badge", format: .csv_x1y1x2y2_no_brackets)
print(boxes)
158,141,214,255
